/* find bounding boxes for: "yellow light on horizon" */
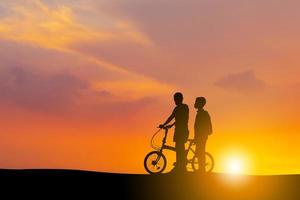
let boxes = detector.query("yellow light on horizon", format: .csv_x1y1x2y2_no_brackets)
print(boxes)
226,157,244,175
218,148,252,175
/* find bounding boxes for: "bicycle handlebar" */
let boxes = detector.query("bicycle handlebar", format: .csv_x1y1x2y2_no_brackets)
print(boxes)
157,125,173,130
150,126,197,150
150,127,170,150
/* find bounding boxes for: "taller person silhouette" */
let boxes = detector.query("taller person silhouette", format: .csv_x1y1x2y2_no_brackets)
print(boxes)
159,92,189,173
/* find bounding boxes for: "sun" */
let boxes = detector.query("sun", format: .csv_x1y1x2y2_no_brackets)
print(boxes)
226,157,244,174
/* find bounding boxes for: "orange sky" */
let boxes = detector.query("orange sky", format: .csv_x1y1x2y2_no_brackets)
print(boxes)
0,0,299,174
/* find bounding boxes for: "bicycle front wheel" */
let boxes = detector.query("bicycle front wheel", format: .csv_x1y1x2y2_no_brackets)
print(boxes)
192,152,214,173
144,151,167,174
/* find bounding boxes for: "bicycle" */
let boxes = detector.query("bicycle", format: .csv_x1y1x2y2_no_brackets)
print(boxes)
144,126,214,174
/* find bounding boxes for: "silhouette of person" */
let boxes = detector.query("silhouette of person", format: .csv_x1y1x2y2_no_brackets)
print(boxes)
194,97,212,173
159,92,189,173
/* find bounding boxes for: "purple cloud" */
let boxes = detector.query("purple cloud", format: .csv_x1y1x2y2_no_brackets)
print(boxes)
0,66,157,121
214,70,265,93
0,67,88,112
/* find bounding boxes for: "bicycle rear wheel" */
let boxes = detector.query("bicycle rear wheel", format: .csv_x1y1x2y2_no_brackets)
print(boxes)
144,151,167,174
192,152,214,173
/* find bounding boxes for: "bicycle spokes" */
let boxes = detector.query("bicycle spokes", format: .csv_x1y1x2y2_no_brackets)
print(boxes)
144,151,167,174
150,157,162,170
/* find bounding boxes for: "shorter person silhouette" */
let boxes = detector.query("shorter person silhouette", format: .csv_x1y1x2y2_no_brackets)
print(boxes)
194,97,212,173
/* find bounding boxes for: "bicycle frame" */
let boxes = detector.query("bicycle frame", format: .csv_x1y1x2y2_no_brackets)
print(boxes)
159,128,176,152
158,127,195,158
145,126,214,173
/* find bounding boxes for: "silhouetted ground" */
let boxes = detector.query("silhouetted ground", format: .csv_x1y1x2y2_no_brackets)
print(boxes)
0,169,299,199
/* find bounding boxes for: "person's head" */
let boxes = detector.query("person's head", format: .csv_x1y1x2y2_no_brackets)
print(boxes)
194,97,206,109
173,92,183,106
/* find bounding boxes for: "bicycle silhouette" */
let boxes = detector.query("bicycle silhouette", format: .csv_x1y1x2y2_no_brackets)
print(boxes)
144,126,214,174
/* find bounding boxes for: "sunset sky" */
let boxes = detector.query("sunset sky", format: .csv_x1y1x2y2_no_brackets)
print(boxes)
0,0,299,174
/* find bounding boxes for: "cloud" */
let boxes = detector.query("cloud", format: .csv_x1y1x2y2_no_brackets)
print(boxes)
214,70,266,93
0,0,153,50
0,1,174,98
0,67,87,112
83,95,158,121
80,0,300,89
0,0,95,49
0,38,173,105
0,66,159,120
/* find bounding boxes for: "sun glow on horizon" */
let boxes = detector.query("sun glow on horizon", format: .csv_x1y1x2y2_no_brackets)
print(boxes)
221,151,251,175
226,158,243,174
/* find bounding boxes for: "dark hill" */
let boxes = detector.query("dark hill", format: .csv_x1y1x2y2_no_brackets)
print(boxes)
0,169,299,199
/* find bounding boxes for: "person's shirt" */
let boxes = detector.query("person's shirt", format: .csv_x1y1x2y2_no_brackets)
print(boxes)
194,108,212,137
172,103,189,132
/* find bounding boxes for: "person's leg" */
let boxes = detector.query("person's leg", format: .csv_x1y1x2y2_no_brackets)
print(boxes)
175,141,186,172
196,137,207,172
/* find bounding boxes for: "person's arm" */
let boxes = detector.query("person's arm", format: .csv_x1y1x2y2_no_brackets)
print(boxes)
207,112,213,135
194,112,199,136
162,113,175,126
159,109,176,128
165,122,175,128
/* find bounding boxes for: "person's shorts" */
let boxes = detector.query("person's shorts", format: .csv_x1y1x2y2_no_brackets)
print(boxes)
173,130,189,143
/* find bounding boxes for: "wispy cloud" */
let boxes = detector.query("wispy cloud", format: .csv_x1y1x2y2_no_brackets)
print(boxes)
0,66,159,117
0,0,153,49
214,70,266,93
0,0,173,99
0,66,87,112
